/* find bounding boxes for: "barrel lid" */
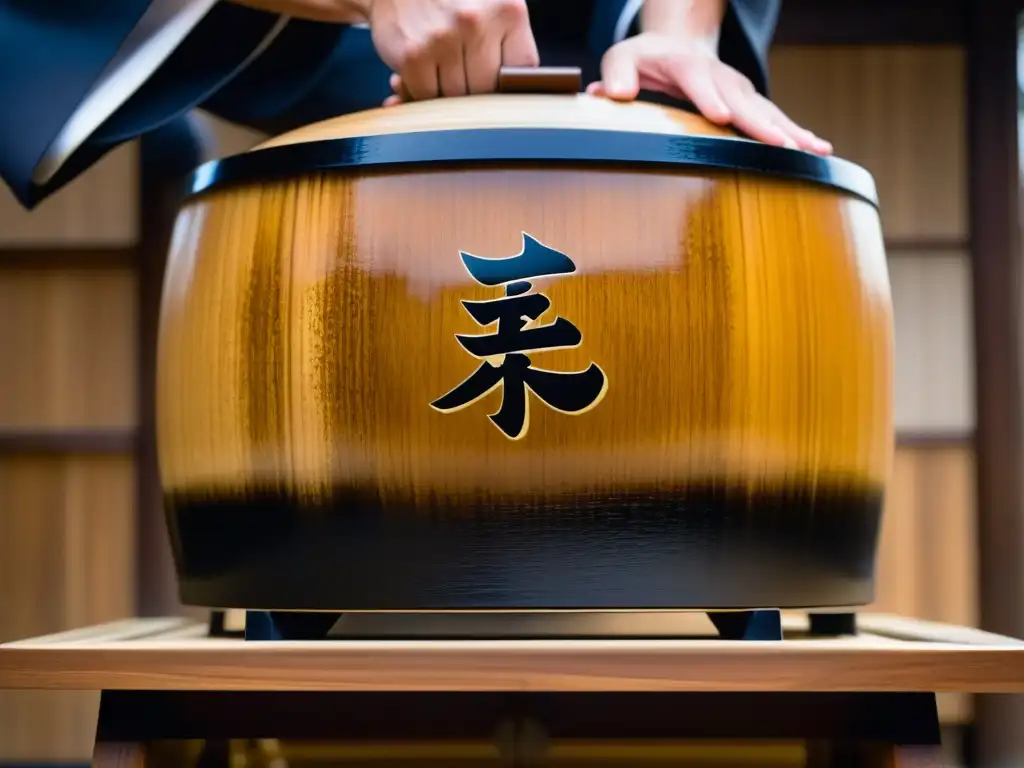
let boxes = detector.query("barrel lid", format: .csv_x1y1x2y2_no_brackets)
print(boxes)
253,91,737,150
187,67,878,208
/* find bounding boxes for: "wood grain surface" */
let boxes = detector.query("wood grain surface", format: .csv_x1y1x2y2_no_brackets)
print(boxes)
156,95,894,612
2,613,1022,694
253,92,738,149
161,120,892,496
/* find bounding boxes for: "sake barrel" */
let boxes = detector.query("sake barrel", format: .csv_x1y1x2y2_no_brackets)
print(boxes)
157,68,893,612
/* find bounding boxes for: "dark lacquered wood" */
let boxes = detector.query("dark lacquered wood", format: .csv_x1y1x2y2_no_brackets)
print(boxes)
87,689,944,766
84,689,943,767
967,0,1024,765
496,65,582,93
156,95,893,611
773,0,963,45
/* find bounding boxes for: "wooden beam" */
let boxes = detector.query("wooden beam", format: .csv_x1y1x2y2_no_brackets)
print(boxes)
896,432,974,448
884,237,970,255
134,121,202,617
0,429,136,456
966,0,1024,764
0,247,135,269
774,0,965,46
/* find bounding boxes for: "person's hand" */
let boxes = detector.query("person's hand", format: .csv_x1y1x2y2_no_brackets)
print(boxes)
368,0,539,105
588,33,832,156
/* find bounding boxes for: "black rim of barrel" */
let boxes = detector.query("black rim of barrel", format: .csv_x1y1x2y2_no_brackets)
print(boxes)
185,127,879,208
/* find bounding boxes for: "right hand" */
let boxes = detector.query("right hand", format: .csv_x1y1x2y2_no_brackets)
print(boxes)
367,0,539,104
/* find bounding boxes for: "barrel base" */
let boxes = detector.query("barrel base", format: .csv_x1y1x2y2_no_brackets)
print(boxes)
168,484,883,612
241,608,787,641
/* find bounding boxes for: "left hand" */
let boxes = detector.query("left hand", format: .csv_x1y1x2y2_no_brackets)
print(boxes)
588,32,832,155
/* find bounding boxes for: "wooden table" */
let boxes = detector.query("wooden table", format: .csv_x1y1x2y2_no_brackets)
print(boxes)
2,612,1024,766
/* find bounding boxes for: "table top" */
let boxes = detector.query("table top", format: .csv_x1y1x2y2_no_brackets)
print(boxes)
2,612,1024,693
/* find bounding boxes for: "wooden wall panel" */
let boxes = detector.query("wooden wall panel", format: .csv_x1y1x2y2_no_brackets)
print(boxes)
872,445,978,627
769,46,966,241
0,142,138,247
0,455,135,762
0,268,137,430
889,253,975,435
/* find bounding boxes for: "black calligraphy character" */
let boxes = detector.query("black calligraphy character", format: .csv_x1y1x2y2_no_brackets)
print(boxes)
430,233,607,440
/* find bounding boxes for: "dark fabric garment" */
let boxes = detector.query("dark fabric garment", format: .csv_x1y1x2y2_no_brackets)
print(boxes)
0,0,781,210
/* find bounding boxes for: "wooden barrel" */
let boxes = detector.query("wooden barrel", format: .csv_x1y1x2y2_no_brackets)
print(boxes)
157,68,893,612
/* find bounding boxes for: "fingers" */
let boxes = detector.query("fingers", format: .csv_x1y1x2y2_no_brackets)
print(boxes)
462,10,502,94
595,44,640,101
714,73,830,154
384,73,406,106
663,58,731,125
400,45,442,101
436,31,468,97
714,73,794,147
497,0,540,69
759,98,832,155
374,0,537,105
589,36,832,156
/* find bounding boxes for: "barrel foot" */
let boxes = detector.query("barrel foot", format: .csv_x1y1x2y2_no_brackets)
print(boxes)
808,612,858,637
245,611,342,641
207,609,246,638
707,609,784,641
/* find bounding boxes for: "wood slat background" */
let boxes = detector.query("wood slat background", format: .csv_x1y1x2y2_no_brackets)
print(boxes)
0,45,977,763
0,144,138,247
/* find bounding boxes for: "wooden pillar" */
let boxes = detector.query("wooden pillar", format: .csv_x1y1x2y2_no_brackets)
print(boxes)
967,0,1024,764
134,122,204,616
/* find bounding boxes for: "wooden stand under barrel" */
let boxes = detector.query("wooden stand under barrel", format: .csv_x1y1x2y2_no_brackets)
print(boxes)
2,611,1024,766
